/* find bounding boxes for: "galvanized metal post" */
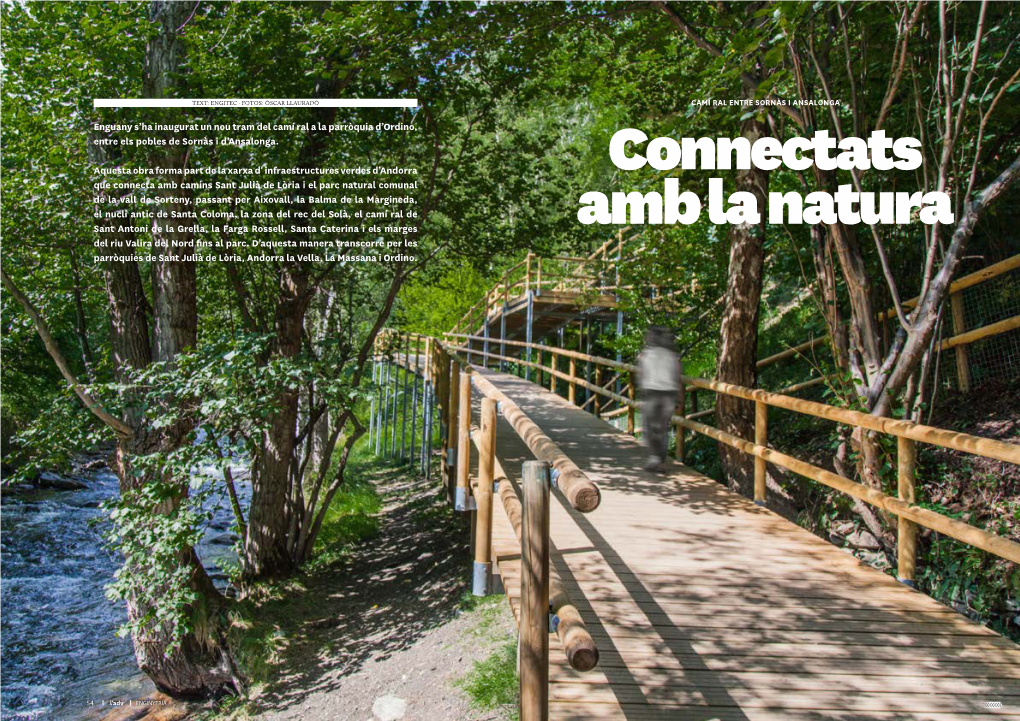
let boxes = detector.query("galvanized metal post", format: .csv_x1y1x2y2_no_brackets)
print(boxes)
379,360,390,456
422,377,432,477
615,310,624,395
401,337,410,461
390,362,399,457
584,318,592,406
368,359,377,451
410,368,419,469
500,307,507,372
483,322,490,370
524,291,534,381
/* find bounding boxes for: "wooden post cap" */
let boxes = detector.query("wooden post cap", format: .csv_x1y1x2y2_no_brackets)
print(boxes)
557,468,601,513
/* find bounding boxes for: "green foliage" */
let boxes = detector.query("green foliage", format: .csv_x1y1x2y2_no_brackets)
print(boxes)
457,638,520,720
308,449,383,569
397,265,494,337
101,477,207,654
918,527,1020,643
3,388,109,482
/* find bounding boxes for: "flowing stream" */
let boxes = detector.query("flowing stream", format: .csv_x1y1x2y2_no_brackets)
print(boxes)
1,460,247,720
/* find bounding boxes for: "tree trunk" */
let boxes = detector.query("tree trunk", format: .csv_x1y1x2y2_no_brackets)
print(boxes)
715,113,768,498
111,441,238,696
114,1,238,696
243,265,310,579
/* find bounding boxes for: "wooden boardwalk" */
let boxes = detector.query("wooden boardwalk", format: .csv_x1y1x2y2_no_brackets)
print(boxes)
467,366,1020,720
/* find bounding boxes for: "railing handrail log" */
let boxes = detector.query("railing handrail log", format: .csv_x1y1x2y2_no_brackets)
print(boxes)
448,345,633,414
446,333,633,373
447,337,1020,466
444,347,601,513
882,253,1020,320
485,456,600,673
680,373,1020,466
757,336,827,369
939,312,1020,351
676,414,1020,565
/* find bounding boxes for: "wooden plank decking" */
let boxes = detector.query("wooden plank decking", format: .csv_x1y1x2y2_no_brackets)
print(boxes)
467,366,1020,720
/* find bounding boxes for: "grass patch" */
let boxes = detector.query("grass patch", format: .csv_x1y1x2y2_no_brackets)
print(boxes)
307,452,383,570
457,637,519,720
459,591,508,638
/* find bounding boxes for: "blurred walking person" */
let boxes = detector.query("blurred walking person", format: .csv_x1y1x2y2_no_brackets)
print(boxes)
637,326,682,472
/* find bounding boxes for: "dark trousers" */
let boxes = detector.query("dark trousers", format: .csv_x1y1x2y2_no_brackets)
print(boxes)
641,389,675,462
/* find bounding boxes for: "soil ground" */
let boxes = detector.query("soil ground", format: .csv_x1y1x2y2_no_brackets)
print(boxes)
238,463,516,721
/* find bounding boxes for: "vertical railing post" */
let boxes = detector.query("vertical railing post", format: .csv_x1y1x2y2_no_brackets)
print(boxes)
584,320,593,407
401,334,410,461
520,460,550,721
424,352,435,480
500,310,507,372
525,252,532,294
615,310,624,395
379,361,385,456
410,373,418,469
447,361,461,496
536,256,542,290
369,358,377,451
378,358,386,456
754,400,767,505
456,369,472,510
674,382,685,462
897,436,917,586
390,359,399,458
568,356,577,404
594,365,602,417
537,349,544,388
483,322,490,370
950,291,971,392
410,356,419,469
438,350,450,480
473,397,497,596
626,381,635,435
525,291,534,381
421,338,432,474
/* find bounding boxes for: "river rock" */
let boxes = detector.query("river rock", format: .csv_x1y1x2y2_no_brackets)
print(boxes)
37,472,87,490
372,695,407,720
844,528,881,550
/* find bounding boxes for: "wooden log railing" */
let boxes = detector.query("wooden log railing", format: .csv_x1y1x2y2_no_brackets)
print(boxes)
370,330,603,719
756,252,1020,379
445,343,602,514
451,232,648,335
442,334,1020,584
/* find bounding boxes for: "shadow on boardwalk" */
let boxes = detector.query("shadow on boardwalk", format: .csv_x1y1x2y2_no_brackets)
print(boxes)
481,367,1020,720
